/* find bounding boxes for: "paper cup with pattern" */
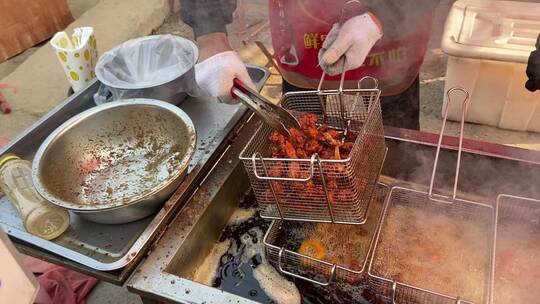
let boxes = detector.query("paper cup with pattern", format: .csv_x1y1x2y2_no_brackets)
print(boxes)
51,27,98,92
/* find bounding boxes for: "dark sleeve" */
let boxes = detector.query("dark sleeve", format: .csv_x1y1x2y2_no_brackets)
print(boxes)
525,34,540,92
180,0,237,38
364,0,441,37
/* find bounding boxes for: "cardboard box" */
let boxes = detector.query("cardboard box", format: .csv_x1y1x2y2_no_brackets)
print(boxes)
0,0,73,62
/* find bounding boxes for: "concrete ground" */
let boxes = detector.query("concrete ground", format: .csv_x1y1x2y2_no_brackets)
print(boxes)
87,281,142,304
0,0,99,80
1,0,540,303
0,0,172,139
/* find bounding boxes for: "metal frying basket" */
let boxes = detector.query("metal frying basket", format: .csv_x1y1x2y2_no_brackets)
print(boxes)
367,88,495,304
239,72,386,224
491,194,540,304
263,183,389,285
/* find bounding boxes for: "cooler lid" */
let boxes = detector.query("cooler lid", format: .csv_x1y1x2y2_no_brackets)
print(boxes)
442,0,540,63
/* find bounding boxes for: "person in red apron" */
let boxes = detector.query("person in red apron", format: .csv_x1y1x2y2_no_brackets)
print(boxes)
181,0,441,129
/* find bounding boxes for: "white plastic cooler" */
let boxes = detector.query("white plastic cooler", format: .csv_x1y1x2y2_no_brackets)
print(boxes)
441,0,540,132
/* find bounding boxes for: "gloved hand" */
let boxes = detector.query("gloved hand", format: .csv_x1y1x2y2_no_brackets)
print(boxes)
195,50,255,104
525,34,540,92
318,13,383,76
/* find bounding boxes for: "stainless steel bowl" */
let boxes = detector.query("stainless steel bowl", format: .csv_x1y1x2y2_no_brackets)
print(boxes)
32,99,196,224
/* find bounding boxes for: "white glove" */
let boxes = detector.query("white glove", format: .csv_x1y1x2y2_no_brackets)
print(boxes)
195,50,255,104
318,13,383,76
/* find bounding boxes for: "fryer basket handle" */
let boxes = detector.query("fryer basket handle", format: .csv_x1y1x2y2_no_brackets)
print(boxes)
428,87,470,201
251,153,317,182
390,280,466,304
358,76,379,89
277,248,336,286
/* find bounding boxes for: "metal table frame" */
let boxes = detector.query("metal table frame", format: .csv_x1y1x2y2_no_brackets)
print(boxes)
0,66,270,284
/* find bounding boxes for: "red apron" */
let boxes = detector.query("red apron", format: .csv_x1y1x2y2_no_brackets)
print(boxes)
268,0,434,96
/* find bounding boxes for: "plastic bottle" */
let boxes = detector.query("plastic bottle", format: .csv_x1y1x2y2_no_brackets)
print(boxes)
0,154,70,240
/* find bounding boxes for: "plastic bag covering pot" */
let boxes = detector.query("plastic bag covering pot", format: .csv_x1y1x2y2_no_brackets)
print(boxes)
94,35,200,105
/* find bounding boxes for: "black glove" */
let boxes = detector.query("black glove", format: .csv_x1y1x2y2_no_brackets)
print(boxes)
525,33,540,92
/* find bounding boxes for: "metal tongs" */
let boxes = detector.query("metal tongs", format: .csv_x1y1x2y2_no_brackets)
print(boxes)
231,78,300,136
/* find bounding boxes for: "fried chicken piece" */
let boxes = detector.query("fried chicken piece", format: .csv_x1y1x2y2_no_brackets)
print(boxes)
290,181,305,193
326,129,340,139
287,162,303,179
340,142,354,157
328,188,353,205
268,162,283,177
304,180,324,198
334,145,341,159
271,181,285,195
327,178,338,190
305,139,322,154
304,127,320,140
269,132,286,145
299,113,318,129
264,182,286,204
268,113,356,161
282,141,297,158
345,130,359,142
305,180,317,191
296,148,308,159
319,148,336,160
289,128,306,146
323,132,340,146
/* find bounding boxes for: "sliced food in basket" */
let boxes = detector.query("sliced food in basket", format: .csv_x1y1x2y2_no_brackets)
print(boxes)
298,239,326,260
293,225,365,272
371,205,490,303
291,220,373,271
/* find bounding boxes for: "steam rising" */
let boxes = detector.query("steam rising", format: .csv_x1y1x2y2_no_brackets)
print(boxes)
383,133,540,302
388,140,540,203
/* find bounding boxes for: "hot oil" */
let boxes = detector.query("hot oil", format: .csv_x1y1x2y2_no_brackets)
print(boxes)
211,191,300,303
213,215,275,303
272,196,385,304
494,220,540,303
210,191,385,304
294,280,380,304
